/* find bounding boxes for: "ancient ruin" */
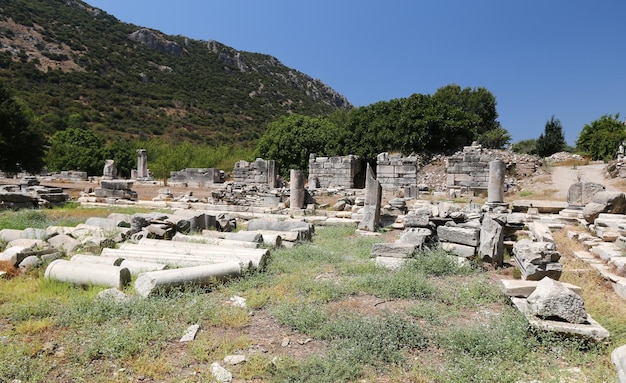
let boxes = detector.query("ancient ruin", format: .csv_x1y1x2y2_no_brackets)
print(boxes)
308,154,364,189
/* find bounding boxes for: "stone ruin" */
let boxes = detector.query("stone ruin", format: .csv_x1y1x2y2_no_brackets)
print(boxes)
446,142,539,196
168,168,225,187
233,158,278,187
0,177,70,209
308,153,364,189
376,152,420,192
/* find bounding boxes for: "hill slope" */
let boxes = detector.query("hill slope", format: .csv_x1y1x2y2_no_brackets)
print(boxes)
0,0,351,145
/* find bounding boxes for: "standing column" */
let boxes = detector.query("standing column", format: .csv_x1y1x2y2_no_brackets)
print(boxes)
290,169,305,210
137,149,148,179
487,159,505,204
358,163,382,232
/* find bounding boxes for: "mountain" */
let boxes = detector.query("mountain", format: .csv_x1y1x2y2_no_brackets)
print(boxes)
0,0,351,146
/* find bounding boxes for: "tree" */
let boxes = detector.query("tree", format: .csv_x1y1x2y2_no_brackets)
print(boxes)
0,84,46,173
477,127,511,149
46,127,106,175
511,139,537,154
104,137,137,178
577,114,626,161
432,84,500,135
535,115,567,158
255,114,344,176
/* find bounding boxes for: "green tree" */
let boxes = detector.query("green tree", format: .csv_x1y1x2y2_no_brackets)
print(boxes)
104,137,137,178
477,127,512,149
46,127,105,175
535,115,567,157
511,139,537,154
432,84,500,135
577,114,626,161
255,114,343,176
0,84,46,173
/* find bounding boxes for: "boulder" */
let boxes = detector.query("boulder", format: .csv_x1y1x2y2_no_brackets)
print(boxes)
567,182,605,208
527,277,587,324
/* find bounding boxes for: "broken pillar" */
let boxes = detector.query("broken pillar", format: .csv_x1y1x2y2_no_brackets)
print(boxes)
487,159,506,205
290,169,305,211
44,259,131,289
479,213,505,267
134,262,243,297
358,163,382,232
136,149,148,179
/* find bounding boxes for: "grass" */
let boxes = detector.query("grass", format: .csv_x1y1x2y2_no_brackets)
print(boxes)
0,205,624,382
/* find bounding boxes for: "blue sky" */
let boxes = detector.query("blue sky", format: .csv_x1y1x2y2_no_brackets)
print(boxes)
86,0,626,146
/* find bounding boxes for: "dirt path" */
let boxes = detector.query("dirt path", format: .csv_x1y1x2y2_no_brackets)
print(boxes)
548,162,616,198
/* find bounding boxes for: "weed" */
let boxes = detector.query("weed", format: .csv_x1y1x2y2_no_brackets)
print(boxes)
519,190,534,197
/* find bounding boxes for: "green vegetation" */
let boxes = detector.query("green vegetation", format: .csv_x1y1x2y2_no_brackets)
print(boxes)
577,114,626,161
0,83,46,173
0,210,622,382
535,115,567,158
0,0,348,150
256,85,508,173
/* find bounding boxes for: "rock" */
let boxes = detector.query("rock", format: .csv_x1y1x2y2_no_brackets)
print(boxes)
370,242,420,258
402,213,430,228
128,28,183,56
437,226,480,247
593,191,626,214
17,255,41,272
96,288,131,303
479,213,504,266
527,277,587,324
224,355,246,365
180,324,200,342
583,202,606,223
567,182,605,208
210,362,232,383
528,222,554,243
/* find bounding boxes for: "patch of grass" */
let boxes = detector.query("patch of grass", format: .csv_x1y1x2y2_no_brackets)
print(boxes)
0,342,55,383
13,318,53,335
188,331,252,363
519,189,534,197
351,267,435,299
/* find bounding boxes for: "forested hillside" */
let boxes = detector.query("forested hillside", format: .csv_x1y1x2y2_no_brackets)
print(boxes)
0,0,351,146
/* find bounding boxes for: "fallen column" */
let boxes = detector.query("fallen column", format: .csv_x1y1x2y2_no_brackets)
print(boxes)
44,259,130,289
70,254,122,266
134,261,242,297
102,247,268,269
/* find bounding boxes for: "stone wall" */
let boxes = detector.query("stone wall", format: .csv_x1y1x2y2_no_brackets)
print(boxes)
446,143,540,194
308,154,364,189
168,168,224,187
376,152,420,191
233,158,278,187
446,143,493,193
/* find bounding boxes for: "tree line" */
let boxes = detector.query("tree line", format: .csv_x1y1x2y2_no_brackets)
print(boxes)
1,82,624,179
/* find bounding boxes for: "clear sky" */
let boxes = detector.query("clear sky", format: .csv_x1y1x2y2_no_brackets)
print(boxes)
85,0,626,146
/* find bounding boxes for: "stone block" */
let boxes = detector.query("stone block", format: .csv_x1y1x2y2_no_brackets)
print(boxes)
437,226,480,247
441,242,476,258
370,242,419,258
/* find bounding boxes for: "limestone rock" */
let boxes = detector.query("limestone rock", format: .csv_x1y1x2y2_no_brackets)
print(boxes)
527,277,587,324
567,182,605,208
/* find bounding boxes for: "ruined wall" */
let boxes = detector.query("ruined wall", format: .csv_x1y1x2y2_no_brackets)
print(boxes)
168,168,224,187
446,143,540,193
308,154,364,189
376,152,420,191
446,143,491,192
233,158,278,187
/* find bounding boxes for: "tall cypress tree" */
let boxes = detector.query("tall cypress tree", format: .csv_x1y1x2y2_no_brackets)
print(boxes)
535,115,566,157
